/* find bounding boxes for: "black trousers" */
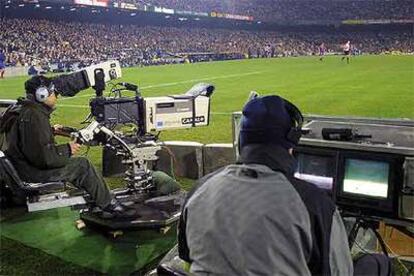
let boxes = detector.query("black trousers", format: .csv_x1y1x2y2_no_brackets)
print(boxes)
354,254,393,276
31,157,112,208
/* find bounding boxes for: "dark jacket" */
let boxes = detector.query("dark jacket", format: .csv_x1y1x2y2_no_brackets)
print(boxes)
28,66,38,76
178,144,352,275
0,98,71,181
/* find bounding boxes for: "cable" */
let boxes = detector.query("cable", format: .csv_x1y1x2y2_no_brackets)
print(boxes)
107,81,119,97
160,145,178,180
354,240,371,255
350,220,411,275
348,218,362,250
407,265,414,276
371,225,389,257
155,131,161,141
80,112,93,124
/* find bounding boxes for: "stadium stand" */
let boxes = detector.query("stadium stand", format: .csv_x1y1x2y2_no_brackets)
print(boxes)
131,0,414,22
0,18,412,69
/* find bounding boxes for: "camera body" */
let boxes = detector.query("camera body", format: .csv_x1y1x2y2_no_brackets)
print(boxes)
74,67,214,194
89,83,213,134
81,60,122,87
144,95,210,131
50,60,122,97
51,60,213,135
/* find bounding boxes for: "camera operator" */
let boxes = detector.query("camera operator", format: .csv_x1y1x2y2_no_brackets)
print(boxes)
0,75,134,218
178,95,353,275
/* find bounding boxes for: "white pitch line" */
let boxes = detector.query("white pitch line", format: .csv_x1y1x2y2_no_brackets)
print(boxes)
60,71,263,101
56,103,234,115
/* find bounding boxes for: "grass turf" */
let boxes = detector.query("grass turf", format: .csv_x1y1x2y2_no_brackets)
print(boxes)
0,236,98,276
1,55,413,145
1,207,177,275
0,55,413,274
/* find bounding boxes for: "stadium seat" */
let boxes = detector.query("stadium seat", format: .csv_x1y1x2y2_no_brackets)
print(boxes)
0,150,65,196
0,150,87,211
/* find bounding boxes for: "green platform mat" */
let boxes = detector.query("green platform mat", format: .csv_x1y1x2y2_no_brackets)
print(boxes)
0,207,177,275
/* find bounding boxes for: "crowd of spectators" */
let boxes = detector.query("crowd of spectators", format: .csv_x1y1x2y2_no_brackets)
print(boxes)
131,0,413,22
1,18,412,69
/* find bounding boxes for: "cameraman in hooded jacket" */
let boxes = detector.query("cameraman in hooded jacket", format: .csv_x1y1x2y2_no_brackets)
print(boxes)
178,95,353,275
0,76,131,217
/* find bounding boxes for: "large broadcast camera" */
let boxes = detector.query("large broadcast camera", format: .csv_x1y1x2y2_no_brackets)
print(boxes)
54,60,215,230
47,60,123,97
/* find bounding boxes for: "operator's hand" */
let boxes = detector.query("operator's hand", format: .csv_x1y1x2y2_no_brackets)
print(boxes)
53,124,65,136
69,141,81,156
53,124,64,132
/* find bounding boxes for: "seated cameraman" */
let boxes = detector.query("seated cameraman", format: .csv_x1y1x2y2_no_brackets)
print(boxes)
178,95,353,275
0,76,132,217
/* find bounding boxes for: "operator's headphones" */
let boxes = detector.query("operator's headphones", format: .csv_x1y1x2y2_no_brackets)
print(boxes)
35,80,55,103
237,95,304,154
283,98,304,145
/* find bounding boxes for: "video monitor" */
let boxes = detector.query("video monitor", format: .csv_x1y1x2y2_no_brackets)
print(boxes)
294,151,336,191
342,159,389,198
335,152,404,218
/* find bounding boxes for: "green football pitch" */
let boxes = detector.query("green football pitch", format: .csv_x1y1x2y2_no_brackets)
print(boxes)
1,55,413,145
0,55,413,275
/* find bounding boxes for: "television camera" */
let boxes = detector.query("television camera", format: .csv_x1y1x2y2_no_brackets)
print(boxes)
61,61,214,230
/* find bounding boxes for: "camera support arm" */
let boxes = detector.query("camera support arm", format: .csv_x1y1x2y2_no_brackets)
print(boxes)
74,121,161,191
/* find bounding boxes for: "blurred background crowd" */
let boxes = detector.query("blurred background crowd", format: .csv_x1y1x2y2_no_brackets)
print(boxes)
129,0,413,22
1,18,412,70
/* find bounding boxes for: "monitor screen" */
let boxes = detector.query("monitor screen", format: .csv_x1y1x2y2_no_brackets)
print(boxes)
343,159,389,198
295,153,335,190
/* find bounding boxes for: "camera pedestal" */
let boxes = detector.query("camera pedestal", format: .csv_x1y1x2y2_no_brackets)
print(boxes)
79,190,185,231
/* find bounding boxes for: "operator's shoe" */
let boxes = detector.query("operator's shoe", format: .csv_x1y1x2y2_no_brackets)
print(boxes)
101,199,139,219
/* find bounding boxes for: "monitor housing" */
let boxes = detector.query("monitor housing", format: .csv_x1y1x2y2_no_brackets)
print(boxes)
294,146,406,221
294,147,337,195
336,151,402,219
